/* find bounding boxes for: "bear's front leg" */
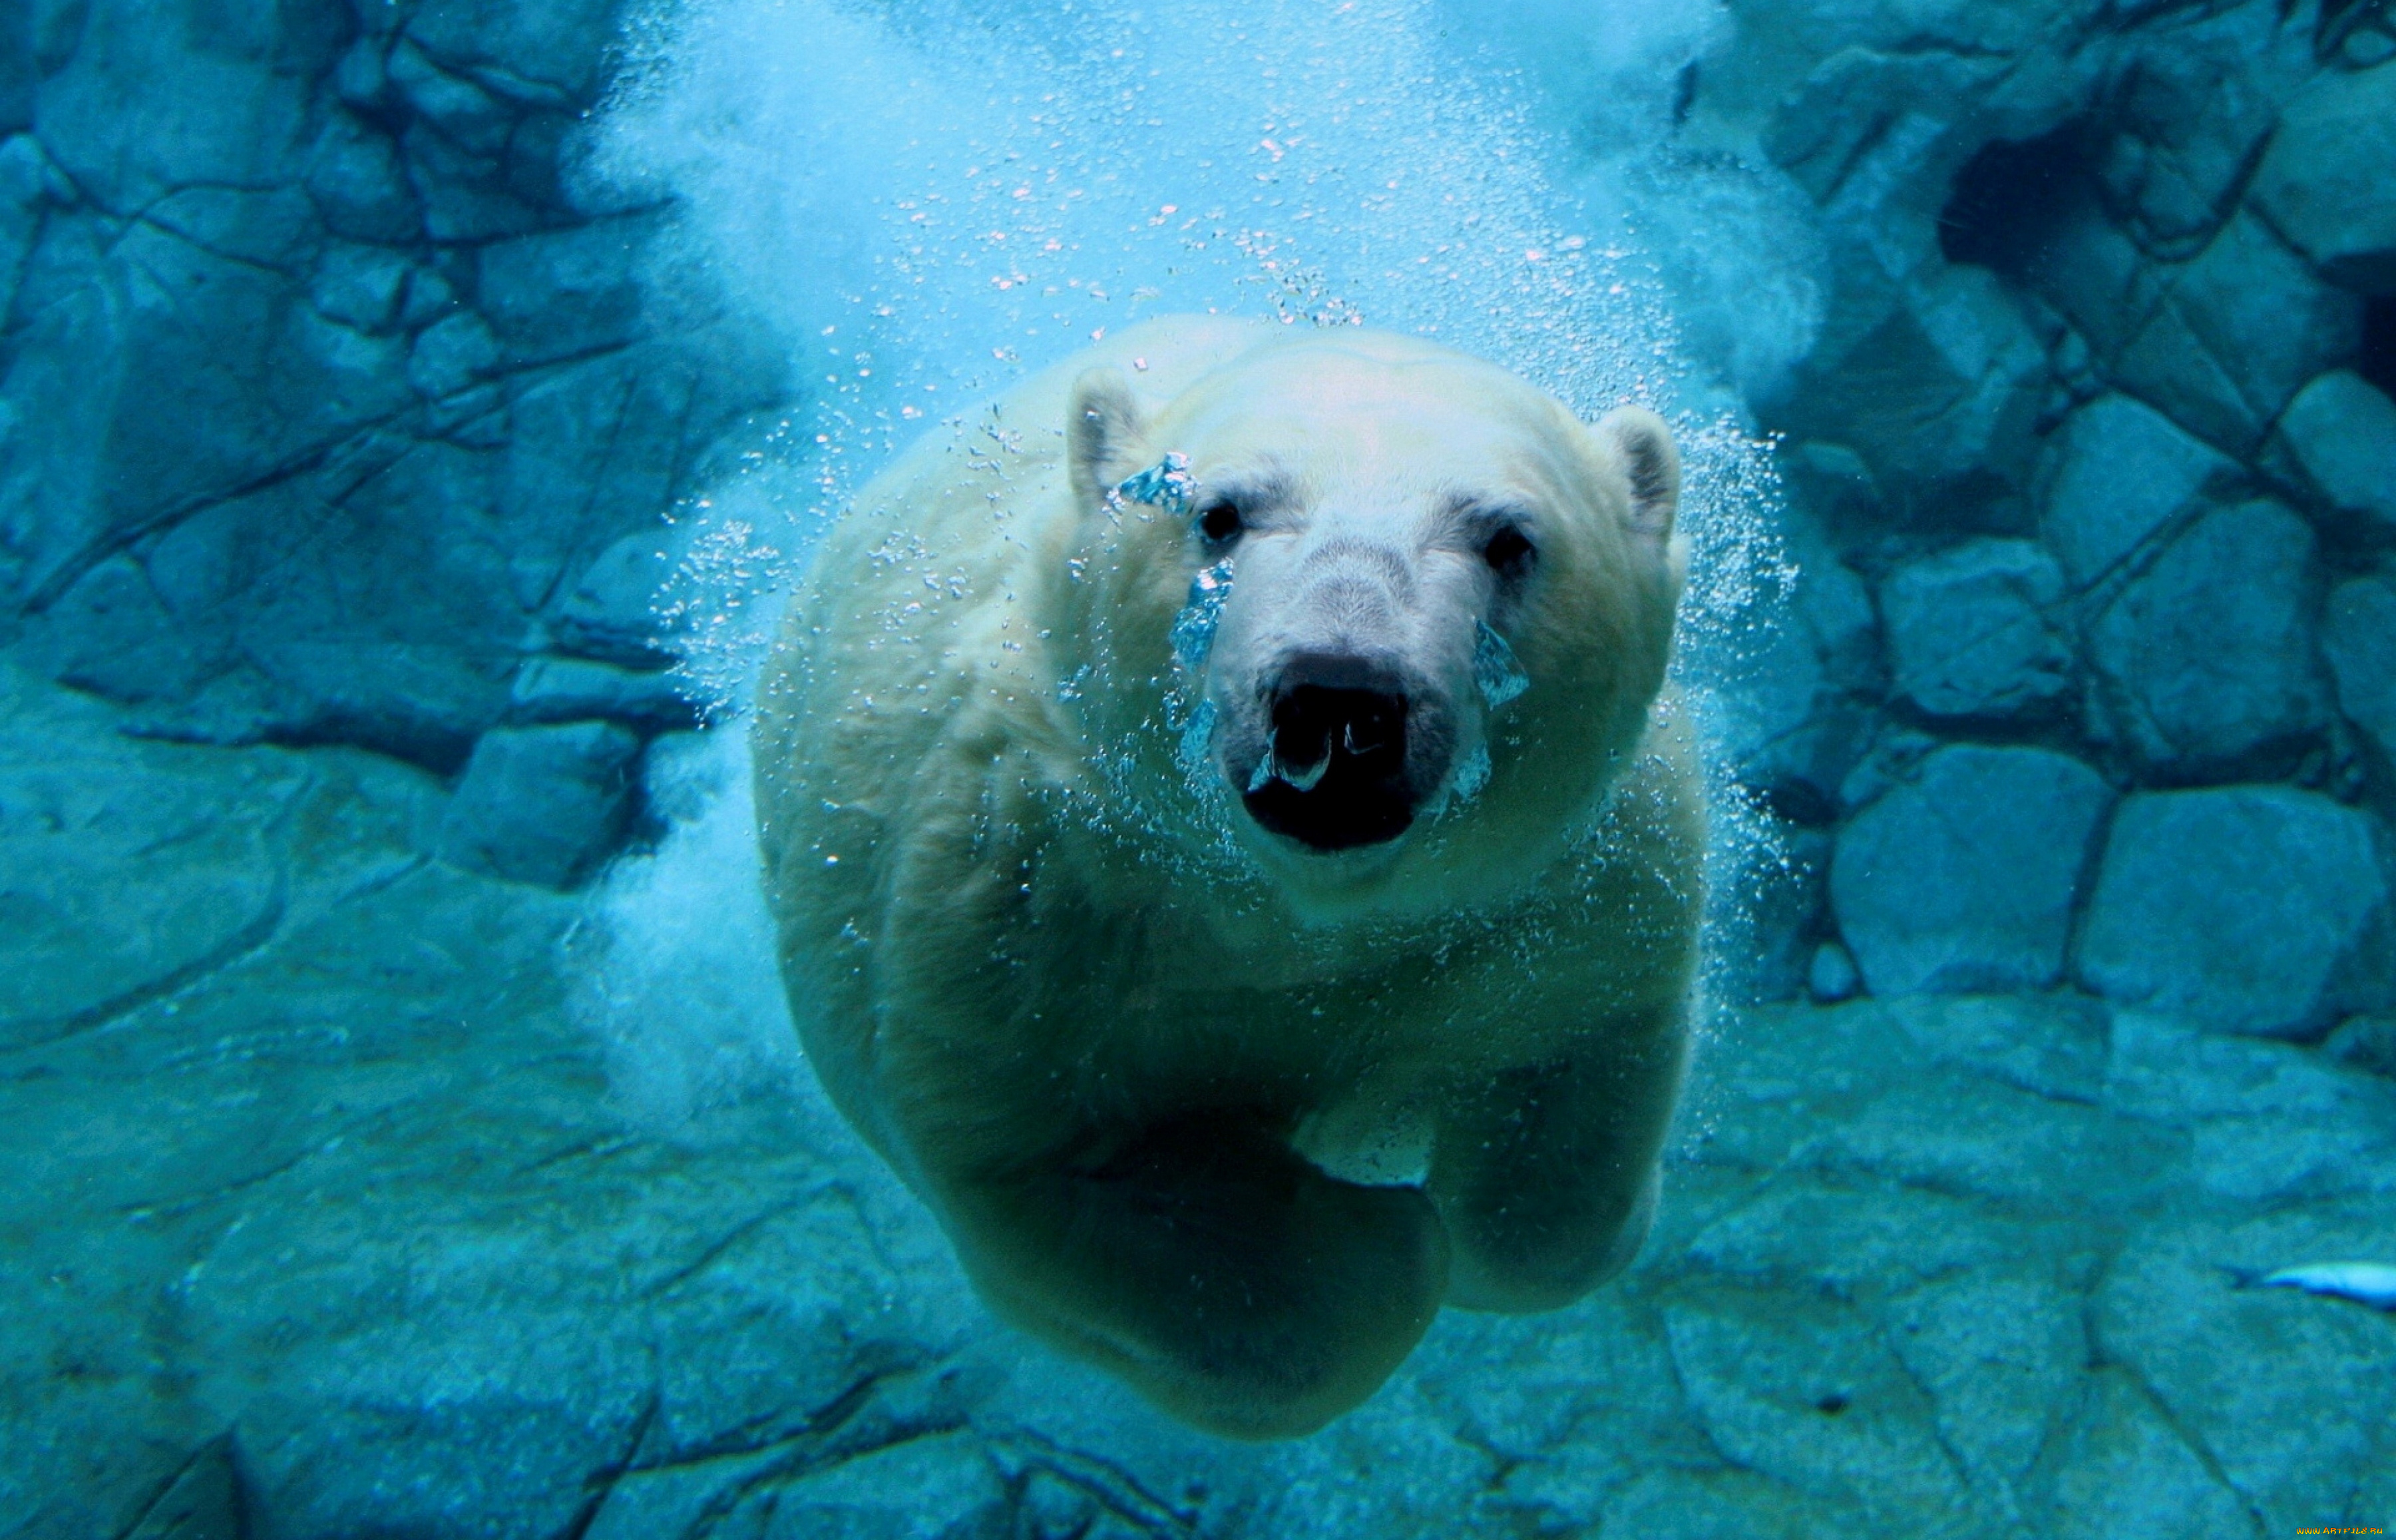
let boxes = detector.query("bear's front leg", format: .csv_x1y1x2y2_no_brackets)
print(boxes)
937,1108,1450,1439
1428,999,1687,1313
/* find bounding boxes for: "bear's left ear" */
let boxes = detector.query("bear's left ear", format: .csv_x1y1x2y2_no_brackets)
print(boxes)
1593,405,1680,548
1068,367,1151,510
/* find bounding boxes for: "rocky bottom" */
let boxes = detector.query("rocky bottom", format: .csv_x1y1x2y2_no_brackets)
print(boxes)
3,660,2392,1540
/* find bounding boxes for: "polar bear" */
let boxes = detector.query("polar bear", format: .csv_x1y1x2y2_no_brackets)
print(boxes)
753,316,1700,1439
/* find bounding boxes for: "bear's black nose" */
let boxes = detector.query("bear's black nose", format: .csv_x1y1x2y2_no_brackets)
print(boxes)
1244,681,1416,851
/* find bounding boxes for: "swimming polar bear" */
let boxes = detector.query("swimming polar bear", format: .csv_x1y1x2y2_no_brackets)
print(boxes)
753,315,1700,1438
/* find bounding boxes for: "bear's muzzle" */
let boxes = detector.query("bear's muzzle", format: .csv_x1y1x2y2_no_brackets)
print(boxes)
1239,652,1454,852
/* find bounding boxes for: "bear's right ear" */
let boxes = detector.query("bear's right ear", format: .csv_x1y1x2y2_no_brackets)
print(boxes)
1068,366,1150,510
1593,405,1680,548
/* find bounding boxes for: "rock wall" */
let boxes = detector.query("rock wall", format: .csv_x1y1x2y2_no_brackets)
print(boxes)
0,0,786,886
1689,0,2396,1042
7,0,2392,1025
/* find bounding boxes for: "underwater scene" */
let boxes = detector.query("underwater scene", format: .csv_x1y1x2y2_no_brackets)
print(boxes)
5,0,2396,1532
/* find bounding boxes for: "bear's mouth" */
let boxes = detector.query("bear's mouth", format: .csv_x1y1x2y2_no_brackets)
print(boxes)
1239,684,1417,852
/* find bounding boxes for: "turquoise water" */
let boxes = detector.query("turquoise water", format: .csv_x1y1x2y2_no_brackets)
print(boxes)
3,0,2394,1533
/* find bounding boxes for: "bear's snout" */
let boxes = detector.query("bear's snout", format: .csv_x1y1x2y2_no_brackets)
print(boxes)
1239,653,1452,852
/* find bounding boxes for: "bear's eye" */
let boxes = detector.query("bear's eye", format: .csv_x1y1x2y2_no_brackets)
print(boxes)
1197,502,1243,545
1483,523,1535,576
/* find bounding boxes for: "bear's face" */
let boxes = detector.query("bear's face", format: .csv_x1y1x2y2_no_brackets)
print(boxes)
1066,331,1683,910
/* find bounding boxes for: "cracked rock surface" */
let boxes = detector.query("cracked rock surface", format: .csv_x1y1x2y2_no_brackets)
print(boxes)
1,0,781,809
5,660,2392,1539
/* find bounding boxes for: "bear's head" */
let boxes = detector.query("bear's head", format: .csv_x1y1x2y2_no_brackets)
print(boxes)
1062,328,1684,916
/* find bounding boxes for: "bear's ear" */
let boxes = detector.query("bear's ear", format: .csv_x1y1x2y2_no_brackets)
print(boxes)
1068,366,1151,510
1593,405,1680,549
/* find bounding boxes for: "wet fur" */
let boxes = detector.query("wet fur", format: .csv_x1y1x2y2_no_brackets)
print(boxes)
753,317,1700,1437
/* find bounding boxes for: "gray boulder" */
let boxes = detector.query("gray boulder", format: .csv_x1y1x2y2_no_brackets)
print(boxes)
2078,785,2396,1038
31,0,325,212
2251,59,2396,294
1770,260,2050,518
2083,499,2326,778
438,721,642,888
509,655,697,733
15,554,217,705
497,348,721,588
308,243,414,334
387,38,516,152
0,135,59,319
1880,538,2071,719
2107,210,2363,456
406,0,628,108
2266,370,2396,540
2033,195,2170,373
2324,575,2396,768
153,439,524,769
550,530,683,668
1730,823,1834,1003
1,212,407,610
0,664,294,1054
407,310,502,400
2089,10,2314,262
2035,393,2242,590
1832,745,2115,996
477,217,653,367
1808,941,1862,1004
304,108,424,244
2325,1013,2396,1078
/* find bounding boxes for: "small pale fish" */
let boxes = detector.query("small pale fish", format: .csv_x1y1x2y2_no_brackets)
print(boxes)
2244,1260,2396,1310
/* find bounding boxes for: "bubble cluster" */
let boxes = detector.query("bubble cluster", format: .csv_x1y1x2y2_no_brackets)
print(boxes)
1116,452,1199,520
1472,620,1533,709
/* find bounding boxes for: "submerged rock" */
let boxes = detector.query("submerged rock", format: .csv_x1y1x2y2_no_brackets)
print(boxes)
1831,744,2113,996
2078,785,2396,1038
2035,393,2243,590
2108,210,2363,456
2266,369,2396,540
2091,9,2313,262
2081,499,2327,779
1771,261,2051,519
509,654,698,733
438,720,642,888
550,531,684,669
2251,58,2396,294
1807,940,1862,1003
2325,1013,2396,1077
1879,538,2072,720
2324,575,2396,767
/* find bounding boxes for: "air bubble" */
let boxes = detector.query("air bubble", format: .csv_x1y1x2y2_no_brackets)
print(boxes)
1473,621,1529,708
1114,451,1197,516
1169,559,1235,672
1450,742,1491,801
1179,699,1218,774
